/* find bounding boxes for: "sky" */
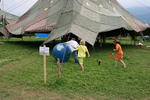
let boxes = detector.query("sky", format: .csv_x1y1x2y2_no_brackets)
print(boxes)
0,0,38,16
0,0,150,16
118,0,150,8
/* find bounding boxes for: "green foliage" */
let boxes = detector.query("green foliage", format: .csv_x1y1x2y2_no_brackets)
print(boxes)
0,37,150,99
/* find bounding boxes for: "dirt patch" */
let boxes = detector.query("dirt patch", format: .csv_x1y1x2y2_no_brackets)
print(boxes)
0,60,24,71
0,84,101,100
0,82,109,100
0,83,69,100
0,57,33,71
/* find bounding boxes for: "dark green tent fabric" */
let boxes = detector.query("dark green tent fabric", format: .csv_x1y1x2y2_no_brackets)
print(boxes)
0,22,5,27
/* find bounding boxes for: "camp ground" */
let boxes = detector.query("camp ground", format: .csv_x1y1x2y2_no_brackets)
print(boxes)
0,0,150,100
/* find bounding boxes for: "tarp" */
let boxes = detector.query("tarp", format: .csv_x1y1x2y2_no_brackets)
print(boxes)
35,33,49,38
5,0,149,45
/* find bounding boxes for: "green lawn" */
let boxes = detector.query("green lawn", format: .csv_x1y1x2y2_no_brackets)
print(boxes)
0,37,150,100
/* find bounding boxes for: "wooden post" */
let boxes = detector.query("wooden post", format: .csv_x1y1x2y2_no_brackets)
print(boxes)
43,45,47,84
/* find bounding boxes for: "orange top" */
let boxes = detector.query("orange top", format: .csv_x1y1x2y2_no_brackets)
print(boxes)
115,43,123,55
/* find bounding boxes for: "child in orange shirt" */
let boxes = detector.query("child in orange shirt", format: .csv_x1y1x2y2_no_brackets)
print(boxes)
113,40,127,68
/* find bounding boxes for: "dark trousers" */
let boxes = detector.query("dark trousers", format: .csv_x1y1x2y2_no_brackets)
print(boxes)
73,50,78,63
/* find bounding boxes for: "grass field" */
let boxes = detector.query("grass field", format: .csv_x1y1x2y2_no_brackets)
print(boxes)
0,37,150,100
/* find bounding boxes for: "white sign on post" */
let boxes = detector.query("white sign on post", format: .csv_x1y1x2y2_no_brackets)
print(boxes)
39,45,49,84
39,46,50,56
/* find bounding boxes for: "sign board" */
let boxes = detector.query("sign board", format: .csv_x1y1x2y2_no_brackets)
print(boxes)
39,46,50,56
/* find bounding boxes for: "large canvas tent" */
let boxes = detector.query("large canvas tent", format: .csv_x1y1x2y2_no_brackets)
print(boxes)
5,0,148,45
44,0,148,45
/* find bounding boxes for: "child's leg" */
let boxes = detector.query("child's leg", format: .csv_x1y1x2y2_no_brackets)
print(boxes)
79,58,84,71
57,59,62,78
115,55,118,66
120,60,127,68
73,51,79,63
80,64,84,71
115,59,118,67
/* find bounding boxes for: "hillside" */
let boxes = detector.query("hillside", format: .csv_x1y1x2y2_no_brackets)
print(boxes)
127,7,150,25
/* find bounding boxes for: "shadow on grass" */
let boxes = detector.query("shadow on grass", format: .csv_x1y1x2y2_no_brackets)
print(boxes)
2,38,137,52
93,42,137,51
4,40,59,50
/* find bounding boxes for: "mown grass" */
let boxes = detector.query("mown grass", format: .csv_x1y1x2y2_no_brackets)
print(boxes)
0,37,150,100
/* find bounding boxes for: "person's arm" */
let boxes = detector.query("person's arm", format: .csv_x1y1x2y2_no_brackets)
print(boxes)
87,50,90,57
113,48,118,52
86,47,90,57
73,46,77,49
113,44,119,52
75,46,79,51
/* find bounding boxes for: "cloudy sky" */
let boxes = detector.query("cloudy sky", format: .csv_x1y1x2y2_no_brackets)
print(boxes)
118,0,150,8
0,0,150,16
0,0,38,16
